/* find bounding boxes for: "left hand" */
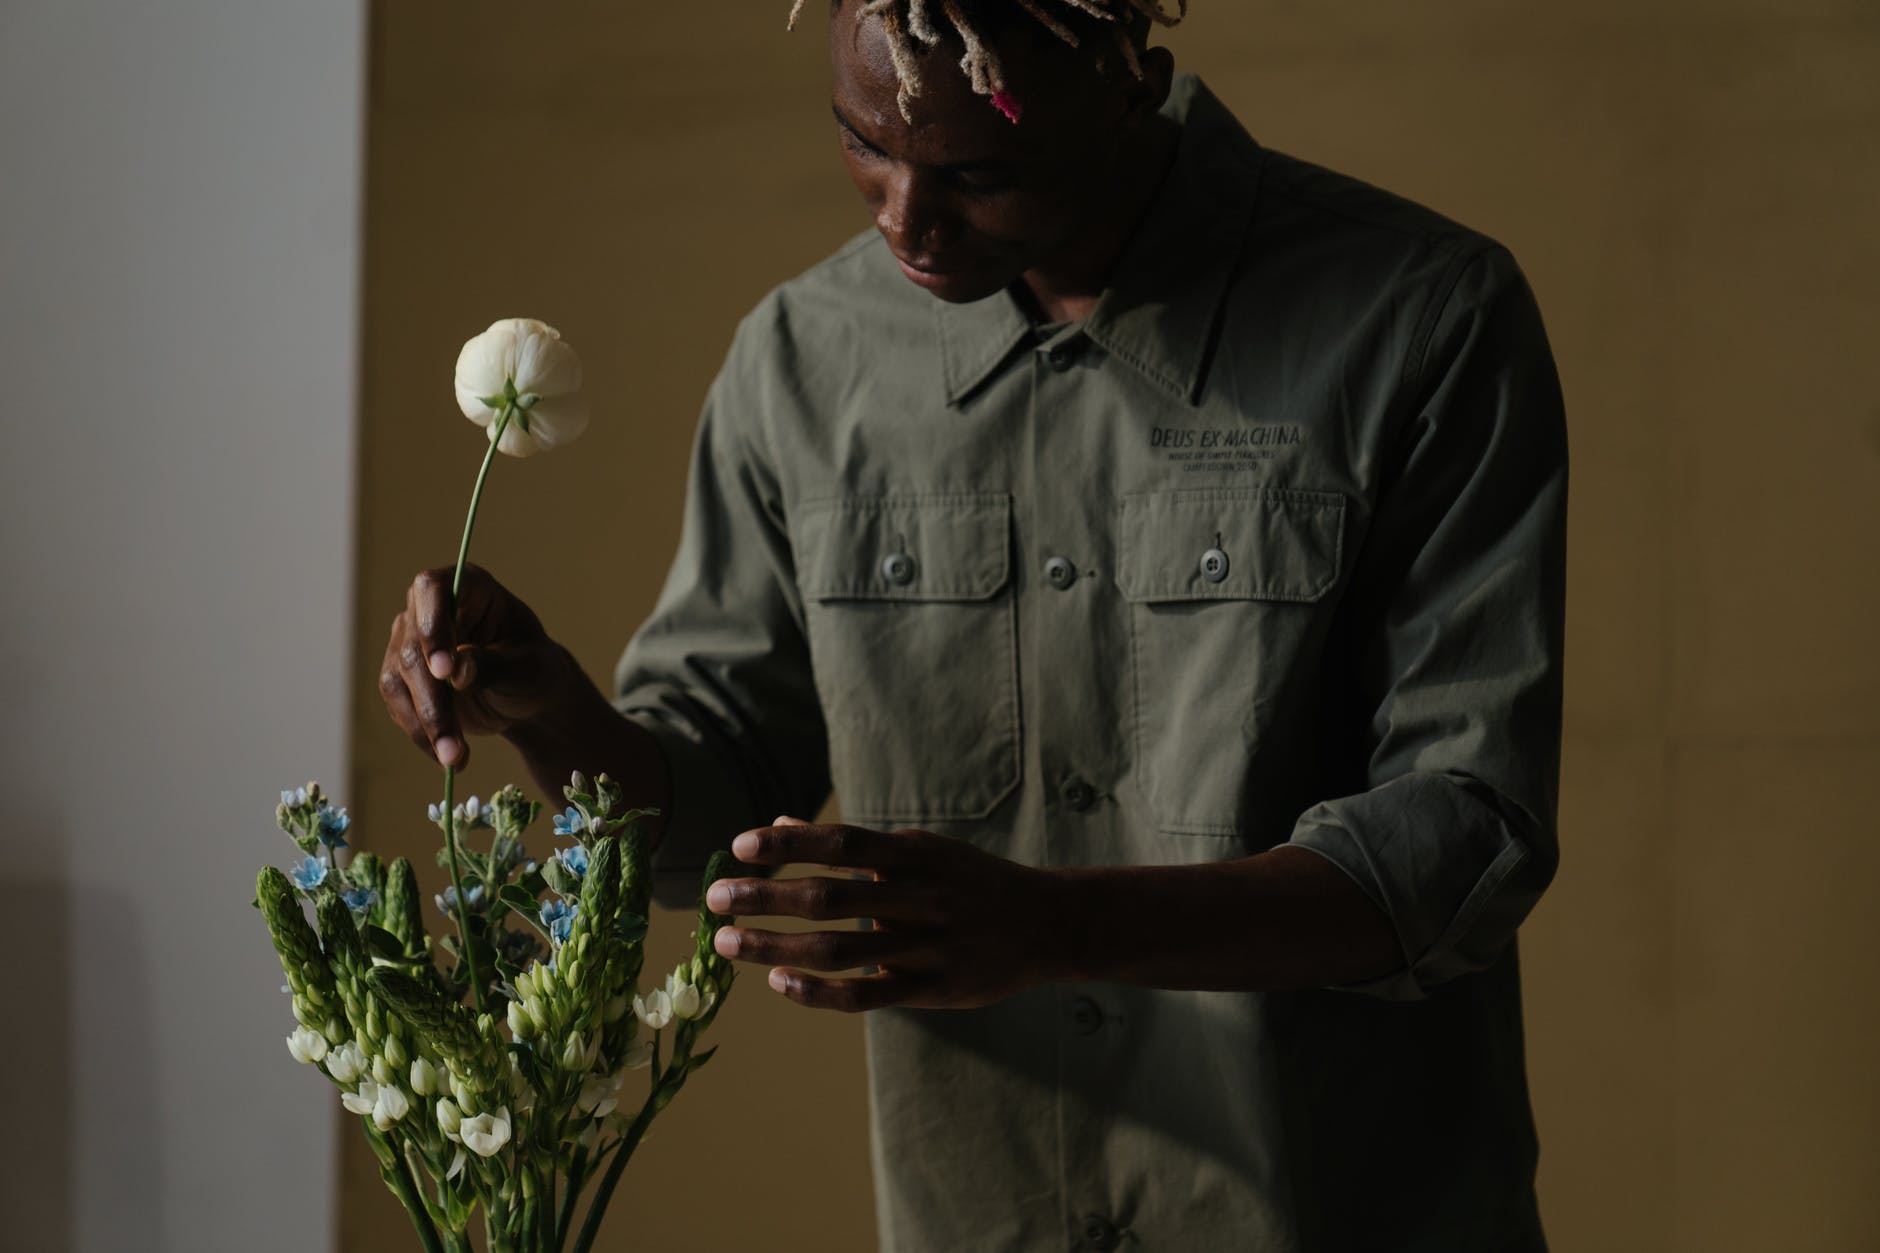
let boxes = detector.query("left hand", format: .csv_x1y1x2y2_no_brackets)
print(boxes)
706,817,1059,1012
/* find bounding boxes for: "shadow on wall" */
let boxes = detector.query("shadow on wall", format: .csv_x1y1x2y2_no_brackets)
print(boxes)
0,866,169,1252
3,872,73,1251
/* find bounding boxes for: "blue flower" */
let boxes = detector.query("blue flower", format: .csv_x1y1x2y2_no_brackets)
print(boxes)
435,884,487,917
314,806,351,850
551,806,587,838
554,844,590,879
539,900,580,945
288,856,328,891
341,886,379,915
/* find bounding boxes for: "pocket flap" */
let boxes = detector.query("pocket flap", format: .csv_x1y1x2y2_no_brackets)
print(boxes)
796,492,1013,602
1117,487,1345,603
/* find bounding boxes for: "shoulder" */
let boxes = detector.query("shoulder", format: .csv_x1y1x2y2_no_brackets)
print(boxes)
1242,148,1546,381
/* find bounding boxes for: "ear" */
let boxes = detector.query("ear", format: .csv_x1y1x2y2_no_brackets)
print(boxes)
1123,45,1176,123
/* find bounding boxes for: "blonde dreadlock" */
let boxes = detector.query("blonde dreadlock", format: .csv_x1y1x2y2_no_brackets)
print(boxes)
788,0,1188,123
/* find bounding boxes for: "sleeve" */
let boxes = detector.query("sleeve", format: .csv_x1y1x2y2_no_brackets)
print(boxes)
1286,244,1569,1002
612,327,832,908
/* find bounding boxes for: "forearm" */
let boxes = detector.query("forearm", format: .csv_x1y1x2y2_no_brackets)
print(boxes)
502,656,673,848
1042,845,1400,992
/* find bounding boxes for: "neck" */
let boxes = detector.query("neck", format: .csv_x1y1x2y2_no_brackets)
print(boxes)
1015,113,1180,325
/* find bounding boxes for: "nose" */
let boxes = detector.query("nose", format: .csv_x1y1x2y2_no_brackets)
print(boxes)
876,166,952,255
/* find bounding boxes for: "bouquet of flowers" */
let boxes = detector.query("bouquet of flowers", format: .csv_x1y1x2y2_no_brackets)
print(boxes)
256,320,734,1252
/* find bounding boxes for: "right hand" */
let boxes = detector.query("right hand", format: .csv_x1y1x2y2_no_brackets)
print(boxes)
378,564,580,768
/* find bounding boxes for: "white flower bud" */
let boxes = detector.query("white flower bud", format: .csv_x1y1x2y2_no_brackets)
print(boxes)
383,1032,409,1069
450,1072,476,1112
559,1031,598,1073
436,1097,463,1140
371,1055,396,1087
326,1041,365,1085
507,999,538,1040
371,1084,411,1131
410,1057,439,1097
286,1026,327,1065
670,980,703,1022
602,993,629,1024
341,1081,378,1117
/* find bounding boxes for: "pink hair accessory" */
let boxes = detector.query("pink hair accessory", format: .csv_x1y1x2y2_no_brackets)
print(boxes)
990,91,1023,124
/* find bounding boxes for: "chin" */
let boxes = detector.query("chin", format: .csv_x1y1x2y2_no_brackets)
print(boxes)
894,255,1012,304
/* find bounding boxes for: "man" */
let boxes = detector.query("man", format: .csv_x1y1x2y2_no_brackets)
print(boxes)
379,2,1567,1249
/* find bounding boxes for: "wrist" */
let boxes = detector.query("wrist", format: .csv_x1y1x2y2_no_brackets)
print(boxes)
1030,865,1104,986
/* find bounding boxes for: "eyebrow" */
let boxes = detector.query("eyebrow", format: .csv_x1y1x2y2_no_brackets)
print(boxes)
830,103,1011,174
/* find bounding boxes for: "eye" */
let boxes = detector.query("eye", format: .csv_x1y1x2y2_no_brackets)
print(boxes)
951,168,1013,194
839,128,883,161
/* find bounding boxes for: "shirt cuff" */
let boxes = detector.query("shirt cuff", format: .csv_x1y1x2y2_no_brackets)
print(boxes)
1286,772,1538,1002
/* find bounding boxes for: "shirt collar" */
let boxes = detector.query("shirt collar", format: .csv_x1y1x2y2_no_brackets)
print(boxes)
937,74,1266,407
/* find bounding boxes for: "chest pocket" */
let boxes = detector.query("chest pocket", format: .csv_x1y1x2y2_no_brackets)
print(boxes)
1117,487,1346,837
793,492,1021,825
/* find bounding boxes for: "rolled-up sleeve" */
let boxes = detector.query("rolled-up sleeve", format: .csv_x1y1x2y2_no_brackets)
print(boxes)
613,321,831,907
1288,245,1568,1001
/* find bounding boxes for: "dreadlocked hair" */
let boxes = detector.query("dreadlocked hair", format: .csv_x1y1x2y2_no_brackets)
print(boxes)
787,0,1187,123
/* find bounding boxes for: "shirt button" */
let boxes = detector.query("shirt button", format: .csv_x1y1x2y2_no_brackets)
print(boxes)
881,551,917,586
1044,555,1077,590
1199,546,1230,583
1081,1214,1122,1251
1068,996,1104,1035
1061,776,1097,812
1046,345,1075,372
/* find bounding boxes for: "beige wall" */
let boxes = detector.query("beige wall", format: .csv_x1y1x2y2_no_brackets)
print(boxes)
353,3,1880,1250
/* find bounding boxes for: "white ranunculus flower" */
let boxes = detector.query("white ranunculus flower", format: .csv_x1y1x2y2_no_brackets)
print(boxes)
286,1026,327,1065
453,318,586,457
460,1107,513,1158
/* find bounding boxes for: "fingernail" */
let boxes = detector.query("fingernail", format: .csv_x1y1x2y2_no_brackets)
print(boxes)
435,736,463,767
429,651,453,681
706,883,731,912
731,832,759,860
713,926,739,958
767,968,788,994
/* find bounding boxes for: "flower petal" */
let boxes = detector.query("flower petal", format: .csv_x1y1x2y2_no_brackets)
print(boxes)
512,323,581,399
521,393,589,451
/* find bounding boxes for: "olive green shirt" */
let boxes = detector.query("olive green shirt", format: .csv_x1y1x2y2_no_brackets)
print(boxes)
616,74,1566,1253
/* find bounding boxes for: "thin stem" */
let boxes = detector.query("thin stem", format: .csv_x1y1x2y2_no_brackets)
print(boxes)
440,403,515,1015
570,1094,662,1253
377,1131,448,1253
554,1146,589,1252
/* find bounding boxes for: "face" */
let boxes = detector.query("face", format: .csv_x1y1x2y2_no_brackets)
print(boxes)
828,5,1144,303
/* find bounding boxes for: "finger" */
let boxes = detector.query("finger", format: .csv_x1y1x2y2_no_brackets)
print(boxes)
730,822,938,874
378,665,440,761
768,967,926,1012
393,615,467,767
409,567,459,682
454,641,557,696
706,875,942,925
714,924,928,972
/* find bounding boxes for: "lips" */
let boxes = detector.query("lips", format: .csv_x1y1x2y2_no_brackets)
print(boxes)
895,253,962,277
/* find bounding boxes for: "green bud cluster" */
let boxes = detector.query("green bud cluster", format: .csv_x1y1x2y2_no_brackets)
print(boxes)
258,866,347,1043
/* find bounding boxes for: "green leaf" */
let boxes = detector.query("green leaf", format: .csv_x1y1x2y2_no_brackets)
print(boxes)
540,859,575,898
498,884,538,914
685,1045,718,1075
363,924,407,963
613,914,649,946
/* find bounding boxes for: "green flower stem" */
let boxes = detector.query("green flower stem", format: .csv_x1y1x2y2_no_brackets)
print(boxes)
372,1127,447,1253
570,1089,663,1253
440,401,516,1014
553,1145,589,1252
